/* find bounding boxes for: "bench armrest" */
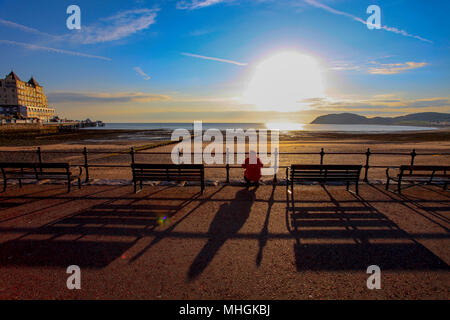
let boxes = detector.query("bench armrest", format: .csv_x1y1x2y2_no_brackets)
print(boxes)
386,167,399,179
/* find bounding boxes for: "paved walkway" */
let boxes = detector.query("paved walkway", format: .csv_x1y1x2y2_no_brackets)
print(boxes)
0,183,448,299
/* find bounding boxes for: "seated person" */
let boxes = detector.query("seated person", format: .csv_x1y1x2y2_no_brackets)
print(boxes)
242,150,264,187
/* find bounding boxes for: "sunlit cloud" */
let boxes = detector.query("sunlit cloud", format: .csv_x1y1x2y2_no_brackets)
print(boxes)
305,95,449,111
0,40,111,61
304,0,433,43
133,67,151,80
67,9,158,44
368,62,428,75
48,91,170,103
181,52,248,66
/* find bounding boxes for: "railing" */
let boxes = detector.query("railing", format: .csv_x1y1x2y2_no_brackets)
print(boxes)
1,147,449,184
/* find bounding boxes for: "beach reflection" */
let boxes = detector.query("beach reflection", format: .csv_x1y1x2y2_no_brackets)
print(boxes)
265,122,305,131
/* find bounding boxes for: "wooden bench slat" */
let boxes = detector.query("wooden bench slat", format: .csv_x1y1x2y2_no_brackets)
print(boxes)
132,163,205,193
386,165,449,193
287,164,362,195
0,162,82,192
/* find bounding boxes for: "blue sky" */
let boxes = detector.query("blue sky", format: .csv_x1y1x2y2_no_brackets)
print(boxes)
0,0,448,122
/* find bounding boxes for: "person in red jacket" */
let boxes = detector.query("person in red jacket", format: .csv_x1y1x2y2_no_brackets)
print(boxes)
242,150,264,187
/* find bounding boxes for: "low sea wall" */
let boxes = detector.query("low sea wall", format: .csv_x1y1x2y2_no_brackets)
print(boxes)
0,123,78,135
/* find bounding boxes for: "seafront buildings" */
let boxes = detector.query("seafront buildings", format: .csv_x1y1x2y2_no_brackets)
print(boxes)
0,71,55,122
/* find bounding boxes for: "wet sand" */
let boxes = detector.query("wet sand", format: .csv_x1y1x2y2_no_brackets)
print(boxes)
0,128,449,182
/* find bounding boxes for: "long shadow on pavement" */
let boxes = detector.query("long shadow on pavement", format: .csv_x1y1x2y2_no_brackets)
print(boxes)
288,185,449,271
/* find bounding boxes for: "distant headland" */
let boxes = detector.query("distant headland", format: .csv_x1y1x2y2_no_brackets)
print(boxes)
310,112,450,126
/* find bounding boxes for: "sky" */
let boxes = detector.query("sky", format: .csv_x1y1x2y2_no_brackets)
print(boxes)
0,0,449,123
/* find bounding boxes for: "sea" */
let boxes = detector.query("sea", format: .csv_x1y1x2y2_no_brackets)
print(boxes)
85,122,438,133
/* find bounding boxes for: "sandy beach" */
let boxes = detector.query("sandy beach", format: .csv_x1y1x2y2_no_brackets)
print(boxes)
1,128,449,182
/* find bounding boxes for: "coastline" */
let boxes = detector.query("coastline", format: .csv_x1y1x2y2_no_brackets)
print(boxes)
0,127,448,182
1,127,449,147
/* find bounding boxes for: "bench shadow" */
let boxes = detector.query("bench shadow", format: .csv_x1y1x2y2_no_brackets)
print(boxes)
256,184,276,266
289,185,449,271
368,184,450,232
187,186,257,279
0,191,193,268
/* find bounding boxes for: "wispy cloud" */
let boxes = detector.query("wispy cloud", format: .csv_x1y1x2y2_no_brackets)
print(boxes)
189,28,215,36
304,0,432,43
368,62,428,75
181,52,248,66
133,67,151,80
1,9,157,45
48,91,170,104
329,62,361,71
67,9,157,44
176,0,229,10
305,95,449,111
0,18,56,38
0,40,111,61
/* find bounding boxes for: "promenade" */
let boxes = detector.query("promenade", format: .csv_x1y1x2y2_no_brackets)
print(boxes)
0,183,448,299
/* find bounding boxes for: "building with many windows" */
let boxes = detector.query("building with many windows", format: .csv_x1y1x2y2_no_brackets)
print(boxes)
0,71,55,122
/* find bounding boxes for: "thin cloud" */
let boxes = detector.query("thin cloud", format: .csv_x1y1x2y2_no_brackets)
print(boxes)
329,62,361,71
1,9,157,45
0,18,56,38
67,9,157,44
305,0,432,43
368,62,428,75
0,40,111,61
181,52,248,66
177,0,228,10
189,28,215,36
48,91,170,104
133,67,151,80
306,95,449,111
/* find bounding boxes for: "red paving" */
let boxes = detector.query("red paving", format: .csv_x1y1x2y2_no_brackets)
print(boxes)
0,183,448,299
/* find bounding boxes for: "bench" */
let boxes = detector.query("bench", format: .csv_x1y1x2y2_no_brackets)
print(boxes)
131,163,205,193
286,164,362,195
0,162,82,193
386,165,449,193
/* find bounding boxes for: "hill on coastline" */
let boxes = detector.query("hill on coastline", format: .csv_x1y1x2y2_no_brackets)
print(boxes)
310,112,450,126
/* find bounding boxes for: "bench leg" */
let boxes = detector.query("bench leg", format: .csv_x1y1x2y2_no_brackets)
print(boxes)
18,178,22,188
355,181,359,195
346,181,350,191
134,180,137,193
397,179,402,194
78,177,81,189
285,168,289,192
67,181,71,193
386,177,390,191
290,180,295,208
3,179,6,192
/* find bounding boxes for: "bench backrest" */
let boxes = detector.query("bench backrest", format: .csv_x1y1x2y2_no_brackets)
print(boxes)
0,162,71,175
131,163,204,181
290,164,362,181
400,165,449,174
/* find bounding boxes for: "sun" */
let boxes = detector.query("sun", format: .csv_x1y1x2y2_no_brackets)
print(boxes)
243,51,325,112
